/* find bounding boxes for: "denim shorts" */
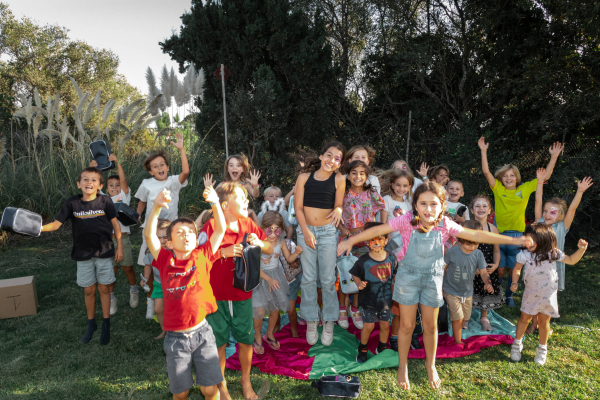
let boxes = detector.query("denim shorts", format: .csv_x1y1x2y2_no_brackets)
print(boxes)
164,320,223,394
76,257,115,287
499,231,523,269
362,307,391,323
392,267,444,308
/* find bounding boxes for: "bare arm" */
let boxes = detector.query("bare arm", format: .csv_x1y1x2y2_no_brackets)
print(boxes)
172,133,189,184
136,201,146,218
144,190,171,261
352,275,367,290
284,187,295,207
324,174,346,226
41,220,62,232
143,264,153,282
380,210,389,224
534,168,546,221
294,174,313,246
205,186,226,254
111,218,124,262
457,228,531,246
564,178,593,230
281,241,302,264
478,137,496,188
337,223,394,256
110,154,129,194
563,239,588,265
510,262,525,292
543,142,563,182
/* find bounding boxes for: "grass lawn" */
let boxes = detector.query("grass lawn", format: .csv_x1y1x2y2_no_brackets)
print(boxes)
1,229,599,399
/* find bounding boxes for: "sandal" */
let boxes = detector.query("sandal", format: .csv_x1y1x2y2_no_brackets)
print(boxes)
338,307,349,330
252,340,264,355
262,335,280,350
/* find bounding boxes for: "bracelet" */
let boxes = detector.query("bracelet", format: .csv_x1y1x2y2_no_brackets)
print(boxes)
209,201,217,207
511,282,518,286
423,175,428,180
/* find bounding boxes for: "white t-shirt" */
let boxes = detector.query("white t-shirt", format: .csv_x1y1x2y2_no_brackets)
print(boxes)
383,195,412,240
111,189,131,234
412,177,424,192
342,174,381,194
135,175,188,227
446,201,470,220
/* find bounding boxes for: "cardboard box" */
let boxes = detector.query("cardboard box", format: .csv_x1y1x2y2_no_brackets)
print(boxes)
0,276,39,319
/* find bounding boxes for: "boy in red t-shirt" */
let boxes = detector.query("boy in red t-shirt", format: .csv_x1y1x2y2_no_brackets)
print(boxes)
202,182,273,400
144,186,225,400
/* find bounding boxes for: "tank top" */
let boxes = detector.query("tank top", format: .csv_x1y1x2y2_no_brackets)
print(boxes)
479,223,494,264
303,171,336,209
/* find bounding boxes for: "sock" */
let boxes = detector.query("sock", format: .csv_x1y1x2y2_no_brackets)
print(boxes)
351,306,359,312
358,343,368,352
82,319,97,344
130,285,139,294
514,338,522,345
110,292,115,298
100,318,110,345
390,335,398,340
538,343,547,350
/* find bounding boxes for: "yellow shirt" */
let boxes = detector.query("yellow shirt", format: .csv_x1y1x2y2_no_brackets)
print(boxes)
491,178,538,233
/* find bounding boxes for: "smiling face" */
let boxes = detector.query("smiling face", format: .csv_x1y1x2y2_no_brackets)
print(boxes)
393,177,411,199
348,166,367,189
149,156,169,181
543,202,564,224
167,222,197,253
226,187,250,218
368,235,388,253
350,149,370,166
393,161,408,171
77,171,103,197
471,198,491,221
415,191,443,227
106,178,121,197
319,146,343,172
264,189,281,205
264,224,281,242
447,181,464,202
501,168,517,190
227,157,244,182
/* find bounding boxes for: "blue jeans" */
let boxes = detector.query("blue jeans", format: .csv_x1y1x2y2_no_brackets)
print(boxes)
298,224,340,322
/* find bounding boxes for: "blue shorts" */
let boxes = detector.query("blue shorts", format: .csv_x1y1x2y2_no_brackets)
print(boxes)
392,267,444,309
288,272,302,302
499,231,523,269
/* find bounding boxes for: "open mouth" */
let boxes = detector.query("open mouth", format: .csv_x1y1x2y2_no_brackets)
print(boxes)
231,172,239,179
85,185,94,191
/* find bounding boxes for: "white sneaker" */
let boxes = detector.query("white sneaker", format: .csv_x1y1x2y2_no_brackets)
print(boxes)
146,298,155,319
510,341,523,362
306,321,319,345
109,295,118,316
534,345,548,365
130,287,139,308
348,305,364,329
337,307,349,330
321,321,334,346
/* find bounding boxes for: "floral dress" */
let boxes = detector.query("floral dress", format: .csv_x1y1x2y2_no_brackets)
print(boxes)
341,189,385,256
516,249,564,318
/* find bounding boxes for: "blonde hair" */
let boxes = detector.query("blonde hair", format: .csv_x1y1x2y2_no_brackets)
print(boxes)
381,169,414,202
263,186,282,198
390,159,413,175
223,154,251,182
494,164,522,186
545,197,568,217
344,144,376,167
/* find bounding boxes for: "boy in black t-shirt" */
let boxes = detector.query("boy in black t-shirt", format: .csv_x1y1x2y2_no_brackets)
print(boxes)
350,222,398,363
42,167,124,345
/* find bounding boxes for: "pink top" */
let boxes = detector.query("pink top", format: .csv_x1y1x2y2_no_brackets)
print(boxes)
387,212,464,261
342,189,385,229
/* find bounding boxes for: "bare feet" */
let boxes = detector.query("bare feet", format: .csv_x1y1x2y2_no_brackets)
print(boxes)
397,363,410,390
454,340,463,345
426,364,441,390
290,326,299,338
218,381,232,400
241,378,258,400
154,331,166,340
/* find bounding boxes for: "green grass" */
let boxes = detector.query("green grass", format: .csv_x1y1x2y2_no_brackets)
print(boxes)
1,231,599,399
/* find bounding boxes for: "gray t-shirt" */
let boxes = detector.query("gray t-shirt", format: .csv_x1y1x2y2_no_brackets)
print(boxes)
143,251,161,284
442,246,487,297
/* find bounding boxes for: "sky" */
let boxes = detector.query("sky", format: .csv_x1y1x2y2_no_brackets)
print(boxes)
6,0,193,95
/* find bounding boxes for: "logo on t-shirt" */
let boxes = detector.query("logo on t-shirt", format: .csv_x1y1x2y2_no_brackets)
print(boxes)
368,262,392,282
73,210,106,218
516,191,523,199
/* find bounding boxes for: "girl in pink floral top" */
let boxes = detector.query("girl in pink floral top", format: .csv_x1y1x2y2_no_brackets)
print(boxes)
337,160,385,330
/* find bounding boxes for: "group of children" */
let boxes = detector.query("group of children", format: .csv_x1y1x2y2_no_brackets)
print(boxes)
38,134,592,398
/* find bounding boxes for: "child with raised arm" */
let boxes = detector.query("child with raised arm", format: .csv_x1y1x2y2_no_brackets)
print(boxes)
202,182,273,400
145,186,225,400
478,136,563,307
91,154,137,315
443,220,494,344
135,133,189,319
218,153,261,198
527,169,593,332
41,167,124,345
509,223,588,365
350,222,397,363
337,181,532,391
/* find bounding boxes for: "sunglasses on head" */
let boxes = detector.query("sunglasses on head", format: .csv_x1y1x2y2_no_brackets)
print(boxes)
265,227,281,236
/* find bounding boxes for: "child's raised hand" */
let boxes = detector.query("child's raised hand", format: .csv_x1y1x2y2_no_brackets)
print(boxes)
577,239,588,250
548,142,563,157
268,278,280,292
155,189,171,209
246,169,261,187
203,186,219,205
89,160,98,168
536,167,547,182
108,154,118,163
357,281,367,290
478,136,489,151
577,177,593,192
171,133,184,150
203,173,216,188
417,162,429,178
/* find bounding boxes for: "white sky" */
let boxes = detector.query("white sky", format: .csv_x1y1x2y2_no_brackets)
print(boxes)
6,0,193,95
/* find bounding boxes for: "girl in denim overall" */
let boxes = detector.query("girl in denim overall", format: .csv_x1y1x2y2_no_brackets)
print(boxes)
338,181,532,390
294,141,347,347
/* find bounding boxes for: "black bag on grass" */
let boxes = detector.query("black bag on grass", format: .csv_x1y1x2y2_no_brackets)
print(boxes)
1,207,43,237
311,374,361,398
233,233,262,292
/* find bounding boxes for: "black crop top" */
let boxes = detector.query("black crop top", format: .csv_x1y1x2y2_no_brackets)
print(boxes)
303,171,337,209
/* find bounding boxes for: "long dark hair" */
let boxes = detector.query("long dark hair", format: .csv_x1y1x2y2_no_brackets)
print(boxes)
524,223,561,265
343,160,372,193
410,181,447,230
298,141,346,173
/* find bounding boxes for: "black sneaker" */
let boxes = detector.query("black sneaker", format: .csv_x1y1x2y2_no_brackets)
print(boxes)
410,334,422,350
390,336,398,352
356,349,368,364
376,342,387,354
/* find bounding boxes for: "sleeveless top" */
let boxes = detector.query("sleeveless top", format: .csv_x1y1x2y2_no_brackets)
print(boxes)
303,171,336,209
479,223,494,265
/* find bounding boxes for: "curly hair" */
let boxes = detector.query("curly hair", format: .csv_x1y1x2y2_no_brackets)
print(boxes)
143,150,169,172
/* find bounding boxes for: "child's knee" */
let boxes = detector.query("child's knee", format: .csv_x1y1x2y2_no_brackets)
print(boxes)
519,313,533,323
83,285,96,295
200,385,218,397
173,389,190,400
399,320,415,334
97,284,110,294
379,320,390,330
362,322,375,333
